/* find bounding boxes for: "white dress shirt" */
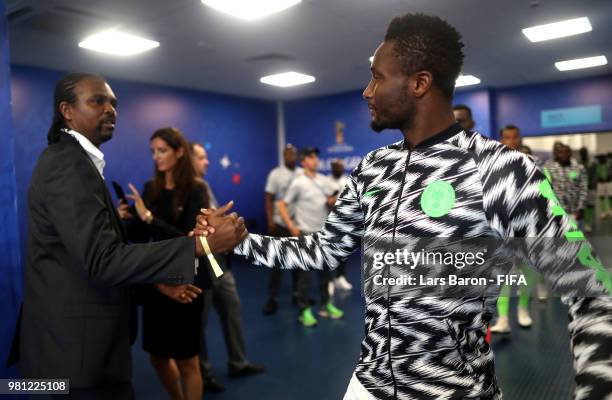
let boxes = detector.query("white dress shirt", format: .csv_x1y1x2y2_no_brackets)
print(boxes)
61,128,106,179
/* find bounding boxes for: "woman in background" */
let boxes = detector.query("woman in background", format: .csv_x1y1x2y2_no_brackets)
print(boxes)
119,127,210,400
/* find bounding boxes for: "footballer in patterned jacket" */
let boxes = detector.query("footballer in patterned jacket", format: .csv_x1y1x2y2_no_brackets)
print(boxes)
231,14,612,400
543,144,588,216
235,123,612,399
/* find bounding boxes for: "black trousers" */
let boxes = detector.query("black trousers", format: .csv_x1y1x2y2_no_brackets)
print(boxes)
200,253,250,374
294,269,333,311
266,225,298,300
336,261,347,277
293,231,333,311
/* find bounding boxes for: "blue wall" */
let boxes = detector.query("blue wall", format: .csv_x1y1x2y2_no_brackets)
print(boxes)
283,88,495,172
0,0,22,379
454,89,492,137
11,65,278,258
284,91,393,172
284,76,612,166
495,75,612,137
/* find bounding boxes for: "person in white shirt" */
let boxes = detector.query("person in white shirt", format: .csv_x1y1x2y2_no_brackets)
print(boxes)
277,147,345,327
262,144,301,315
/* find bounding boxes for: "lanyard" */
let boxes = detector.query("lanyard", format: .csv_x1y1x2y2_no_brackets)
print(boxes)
305,173,329,197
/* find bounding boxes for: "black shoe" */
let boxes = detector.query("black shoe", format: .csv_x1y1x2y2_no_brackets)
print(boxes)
263,298,278,315
203,375,226,393
229,363,265,379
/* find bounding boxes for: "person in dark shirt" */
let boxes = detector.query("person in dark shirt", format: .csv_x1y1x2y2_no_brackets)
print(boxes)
120,127,210,400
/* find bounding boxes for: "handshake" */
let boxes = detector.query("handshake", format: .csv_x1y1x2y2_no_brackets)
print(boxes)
191,200,248,257
164,201,247,304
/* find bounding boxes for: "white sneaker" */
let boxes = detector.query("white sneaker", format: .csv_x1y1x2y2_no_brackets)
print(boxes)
517,306,532,328
537,282,548,301
490,315,511,334
328,281,335,297
334,276,353,291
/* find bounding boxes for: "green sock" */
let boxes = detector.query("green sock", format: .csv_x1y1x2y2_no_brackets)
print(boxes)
585,207,594,225
497,285,511,316
518,264,536,309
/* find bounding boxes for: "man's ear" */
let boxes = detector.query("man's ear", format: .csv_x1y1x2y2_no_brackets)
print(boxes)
411,70,433,99
59,101,72,122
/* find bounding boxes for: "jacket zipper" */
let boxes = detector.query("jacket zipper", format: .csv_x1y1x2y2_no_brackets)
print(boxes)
387,148,411,399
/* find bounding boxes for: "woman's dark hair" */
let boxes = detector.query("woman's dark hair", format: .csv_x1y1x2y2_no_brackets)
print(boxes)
48,72,106,144
149,127,205,221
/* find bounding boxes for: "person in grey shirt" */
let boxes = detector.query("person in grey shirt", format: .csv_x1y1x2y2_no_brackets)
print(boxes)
277,147,344,327
191,142,264,392
262,144,300,315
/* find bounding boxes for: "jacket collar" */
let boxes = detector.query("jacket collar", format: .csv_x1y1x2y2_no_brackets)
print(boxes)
402,123,464,150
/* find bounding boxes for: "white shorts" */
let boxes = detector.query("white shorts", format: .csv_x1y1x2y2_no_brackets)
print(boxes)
343,373,376,400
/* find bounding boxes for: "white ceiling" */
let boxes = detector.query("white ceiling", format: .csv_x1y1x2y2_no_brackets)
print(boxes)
6,0,612,101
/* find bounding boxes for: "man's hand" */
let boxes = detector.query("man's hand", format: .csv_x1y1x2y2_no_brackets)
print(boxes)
289,226,301,237
327,195,338,209
194,201,248,254
155,283,202,304
267,221,278,235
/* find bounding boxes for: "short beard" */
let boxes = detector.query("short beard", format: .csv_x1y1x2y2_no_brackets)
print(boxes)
370,108,413,133
370,88,412,133
96,123,114,145
370,120,387,133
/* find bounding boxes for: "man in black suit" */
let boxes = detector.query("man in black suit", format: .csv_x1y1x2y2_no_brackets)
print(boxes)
17,72,245,399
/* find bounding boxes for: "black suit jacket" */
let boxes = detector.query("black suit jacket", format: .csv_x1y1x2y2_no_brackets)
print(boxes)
19,133,195,388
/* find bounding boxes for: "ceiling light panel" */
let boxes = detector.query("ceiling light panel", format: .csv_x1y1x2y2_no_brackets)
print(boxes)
202,0,302,21
522,17,592,42
79,30,159,56
555,55,607,71
455,75,481,87
260,72,315,87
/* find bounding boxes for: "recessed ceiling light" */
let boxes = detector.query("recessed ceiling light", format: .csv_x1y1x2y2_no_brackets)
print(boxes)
522,17,591,42
201,0,302,21
555,55,607,71
79,30,159,56
260,72,315,87
455,75,481,87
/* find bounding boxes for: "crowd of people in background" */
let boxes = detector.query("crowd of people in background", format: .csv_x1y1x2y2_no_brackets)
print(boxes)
453,103,612,336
